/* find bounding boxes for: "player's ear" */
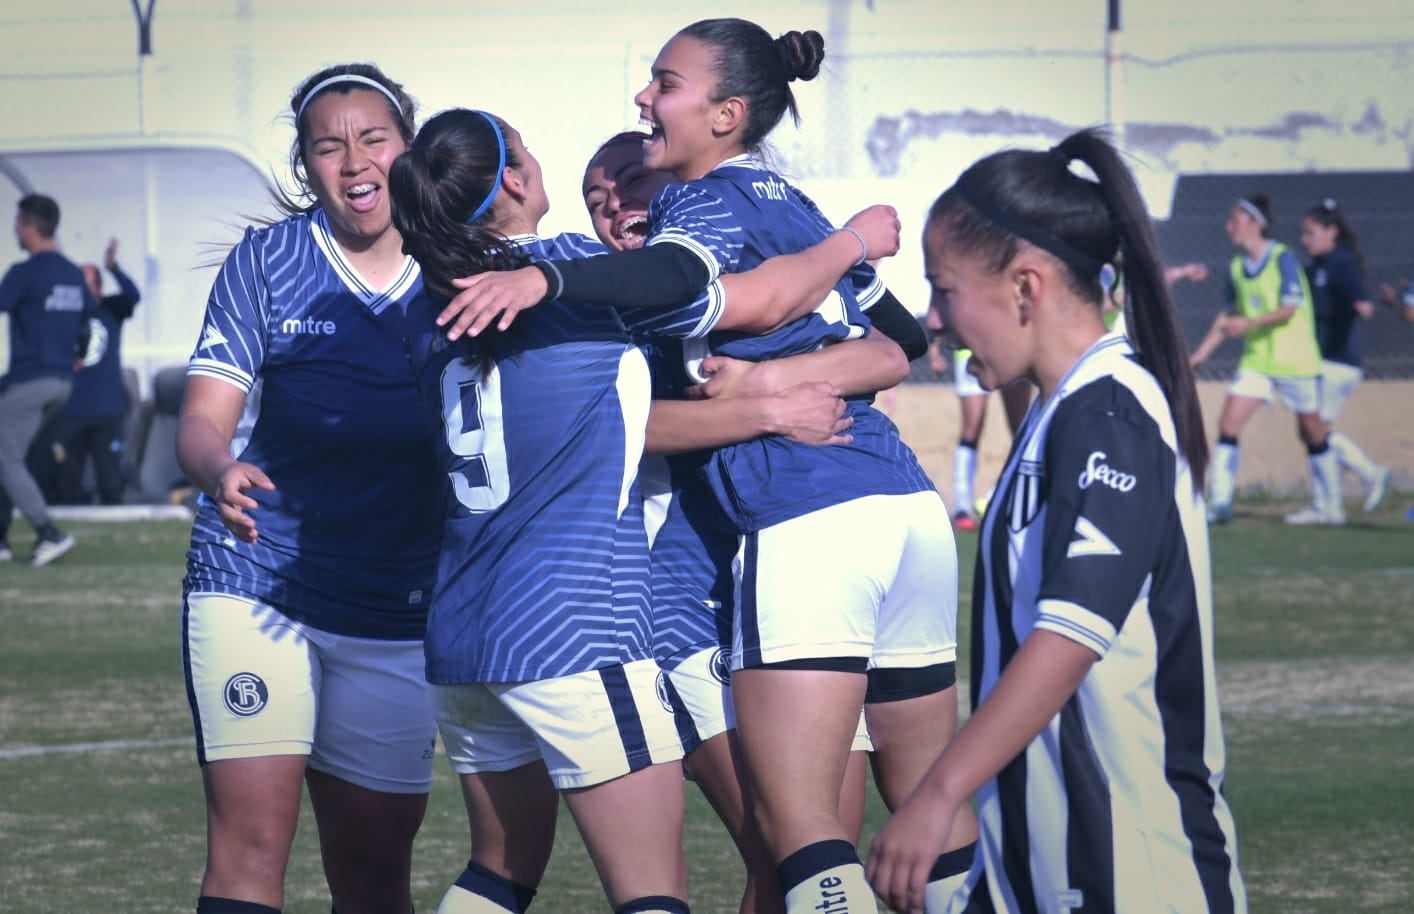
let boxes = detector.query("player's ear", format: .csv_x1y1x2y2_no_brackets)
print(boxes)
712,96,747,138
500,165,528,205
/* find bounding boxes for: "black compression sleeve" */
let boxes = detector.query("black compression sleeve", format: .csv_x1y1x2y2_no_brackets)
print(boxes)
866,290,928,361
531,244,711,308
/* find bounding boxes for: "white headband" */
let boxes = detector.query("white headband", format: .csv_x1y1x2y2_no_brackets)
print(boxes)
1236,198,1268,229
296,74,403,122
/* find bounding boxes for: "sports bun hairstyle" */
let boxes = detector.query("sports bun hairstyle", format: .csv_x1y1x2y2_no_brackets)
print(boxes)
775,29,825,81
679,18,825,152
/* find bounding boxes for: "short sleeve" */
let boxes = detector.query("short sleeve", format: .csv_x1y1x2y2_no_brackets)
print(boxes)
1277,250,1307,306
1034,390,1177,657
188,228,270,393
647,183,736,281
618,280,724,340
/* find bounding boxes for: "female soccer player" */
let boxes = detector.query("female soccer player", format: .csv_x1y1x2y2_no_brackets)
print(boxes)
437,20,976,914
1189,193,1339,525
390,108,900,914
1299,199,1390,513
177,64,440,914
867,128,1246,914
583,130,919,913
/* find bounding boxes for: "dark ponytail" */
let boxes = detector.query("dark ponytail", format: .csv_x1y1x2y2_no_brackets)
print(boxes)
388,108,525,303
928,127,1208,488
679,18,824,151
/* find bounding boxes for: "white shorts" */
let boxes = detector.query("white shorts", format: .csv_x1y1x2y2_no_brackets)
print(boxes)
182,592,437,794
733,490,959,672
953,351,985,398
435,658,685,790
665,645,873,753
1318,360,1362,422
1228,369,1321,415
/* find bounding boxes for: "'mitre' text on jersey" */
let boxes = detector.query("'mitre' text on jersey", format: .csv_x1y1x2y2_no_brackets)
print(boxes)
184,210,444,640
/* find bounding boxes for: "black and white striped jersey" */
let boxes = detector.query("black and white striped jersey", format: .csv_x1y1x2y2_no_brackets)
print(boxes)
959,332,1246,914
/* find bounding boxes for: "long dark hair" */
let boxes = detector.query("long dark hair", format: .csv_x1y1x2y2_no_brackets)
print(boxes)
678,18,824,153
1305,197,1364,271
928,128,1208,488
388,108,526,303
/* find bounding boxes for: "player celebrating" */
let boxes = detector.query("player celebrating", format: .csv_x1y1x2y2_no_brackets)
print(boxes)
435,20,976,914
177,64,441,914
1299,199,1390,513
867,128,1245,914
1190,193,1339,525
390,107,901,914
584,130,925,913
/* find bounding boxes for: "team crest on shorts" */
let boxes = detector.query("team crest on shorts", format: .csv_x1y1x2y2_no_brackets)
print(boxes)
709,647,732,686
1007,460,1045,532
223,672,268,717
655,670,676,713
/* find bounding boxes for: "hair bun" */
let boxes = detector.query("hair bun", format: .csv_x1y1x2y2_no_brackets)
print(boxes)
1322,197,1338,211
775,30,825,82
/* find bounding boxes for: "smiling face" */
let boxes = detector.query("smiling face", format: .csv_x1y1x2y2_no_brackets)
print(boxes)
923,216,1033,391
301,88,408,248
582,140,673,251
633,34,734,180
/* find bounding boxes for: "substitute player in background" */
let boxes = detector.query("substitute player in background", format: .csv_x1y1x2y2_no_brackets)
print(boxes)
45,237,142,505
1190,193,1340,525
177,64,441,914
1299,199,1390,514
0,193,92,566
868,128,1245,914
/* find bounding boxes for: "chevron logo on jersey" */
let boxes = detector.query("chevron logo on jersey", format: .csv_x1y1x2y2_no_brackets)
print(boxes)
200,323,229,350
1008,459,1044,532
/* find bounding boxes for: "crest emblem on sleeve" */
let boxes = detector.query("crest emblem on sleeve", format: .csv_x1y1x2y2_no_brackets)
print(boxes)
1007,460,1044,532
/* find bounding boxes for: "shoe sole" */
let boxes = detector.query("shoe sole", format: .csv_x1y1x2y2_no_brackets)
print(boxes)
31,536,76,567
1364,469,1391,514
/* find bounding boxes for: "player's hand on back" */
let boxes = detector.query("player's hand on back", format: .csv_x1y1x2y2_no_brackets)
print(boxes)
764,381,853,446
843,204,902,263
212,461,276,544
437,266,550,341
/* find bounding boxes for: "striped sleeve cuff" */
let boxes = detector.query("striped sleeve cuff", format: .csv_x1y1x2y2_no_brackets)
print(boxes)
856,273,886,311
188,358,255,393
1035,599,1115,657
683,281,726,339
648,232,722,282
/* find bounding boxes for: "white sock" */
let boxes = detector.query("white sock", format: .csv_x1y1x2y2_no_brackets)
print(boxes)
779,840,878,914
1210,440,1239,507
1330,431,1378,485
953,443,977,514
1308,446,1342,515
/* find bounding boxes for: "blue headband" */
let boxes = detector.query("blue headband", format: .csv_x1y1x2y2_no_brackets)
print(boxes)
466,111,507,224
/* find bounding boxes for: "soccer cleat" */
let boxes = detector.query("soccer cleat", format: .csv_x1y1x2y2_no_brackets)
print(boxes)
0,541,11,562
1283,505,1346,526
31,532,76,567
1207,503,1234,525
1364,466,1391,514
952,511,978,532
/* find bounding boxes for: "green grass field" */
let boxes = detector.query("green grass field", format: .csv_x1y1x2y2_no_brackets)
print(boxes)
2,503,1412,913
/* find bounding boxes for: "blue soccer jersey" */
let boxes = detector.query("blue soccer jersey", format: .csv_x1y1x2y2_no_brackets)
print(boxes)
646,156,934,531
183,210,445,640
408,232,722,684
641,339,737,666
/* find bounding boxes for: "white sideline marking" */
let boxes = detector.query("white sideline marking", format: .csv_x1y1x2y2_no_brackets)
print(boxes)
0,736,190,760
